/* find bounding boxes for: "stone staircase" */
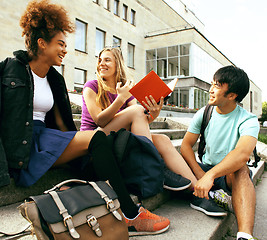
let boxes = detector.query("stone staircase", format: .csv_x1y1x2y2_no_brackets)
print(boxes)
0,114,266,240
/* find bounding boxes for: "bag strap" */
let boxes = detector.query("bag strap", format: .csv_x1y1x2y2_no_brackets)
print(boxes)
88,182,122,221
44,179,87,193
0,224,32,240
110,128,130,163
48,191,80,239
247,147,261,168
198,104,214,161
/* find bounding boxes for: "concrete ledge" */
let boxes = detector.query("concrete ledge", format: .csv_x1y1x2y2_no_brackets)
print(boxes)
151,129,186,139
0,167,74,207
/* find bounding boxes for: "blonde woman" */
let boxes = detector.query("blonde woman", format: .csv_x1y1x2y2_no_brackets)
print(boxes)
81,47,200,217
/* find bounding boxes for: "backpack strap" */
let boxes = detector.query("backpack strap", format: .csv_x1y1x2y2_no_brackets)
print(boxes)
111,128,131,164
247,147,261,168
198,104,214,161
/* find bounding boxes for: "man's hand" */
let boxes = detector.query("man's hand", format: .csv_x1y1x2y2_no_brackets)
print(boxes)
193,172,214,199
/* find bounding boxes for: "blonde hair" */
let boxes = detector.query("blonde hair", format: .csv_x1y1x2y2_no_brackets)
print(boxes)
96,47,131,109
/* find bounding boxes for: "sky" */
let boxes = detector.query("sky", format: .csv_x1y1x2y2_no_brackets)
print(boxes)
168,0,267,102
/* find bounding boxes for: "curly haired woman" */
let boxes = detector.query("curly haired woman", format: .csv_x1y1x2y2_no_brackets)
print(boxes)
0,0,170,236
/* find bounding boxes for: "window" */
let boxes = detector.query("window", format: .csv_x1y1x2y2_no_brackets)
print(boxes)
113,36,121,47
114,0,119,16
75,19,87,52
74,68,86,92
53,65,64,76
103,0,109,10
122,4,128,21
95,28,105,56
130,9,136,25
127,43,135,68
145,44,191,78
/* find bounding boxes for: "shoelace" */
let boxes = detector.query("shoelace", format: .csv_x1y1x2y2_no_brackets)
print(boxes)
141,208,158,219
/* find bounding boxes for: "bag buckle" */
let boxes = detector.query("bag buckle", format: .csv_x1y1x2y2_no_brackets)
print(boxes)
87,215,102,237
63,215,73,227
106,199,114,209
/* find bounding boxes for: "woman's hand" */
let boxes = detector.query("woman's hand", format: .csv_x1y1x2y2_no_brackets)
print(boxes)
142,95,164,121
116,80,134,103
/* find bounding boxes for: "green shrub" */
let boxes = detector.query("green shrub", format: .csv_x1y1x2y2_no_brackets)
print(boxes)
258,134,267,144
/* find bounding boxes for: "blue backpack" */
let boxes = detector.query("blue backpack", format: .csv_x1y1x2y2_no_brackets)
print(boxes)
107,128,164,199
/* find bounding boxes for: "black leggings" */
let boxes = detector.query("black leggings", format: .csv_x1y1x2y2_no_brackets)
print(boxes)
87,130,139,219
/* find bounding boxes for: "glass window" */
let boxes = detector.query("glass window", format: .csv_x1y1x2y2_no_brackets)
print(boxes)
146,49,156,60
180,44,190,55
113,36,121,47
114,0,119,15
95,28,105,56
157,59,167,78
146,60,156,73
180,89,189,108
130,9,136,25
157,47,167,59
75,19,87,52
168,45,179,57
127,43,135,68
168,57,179,77
53,65,64,75
74,68,86,92
180,56,189,76
123,4,128,20
103,0,109,9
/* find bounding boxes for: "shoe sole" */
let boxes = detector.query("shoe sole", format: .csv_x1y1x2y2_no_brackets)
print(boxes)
128,225,170,236
163,182,191,191
190,203,227,217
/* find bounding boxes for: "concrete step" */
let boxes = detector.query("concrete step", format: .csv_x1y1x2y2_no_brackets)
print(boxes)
0,160,265,240
151,129,186,140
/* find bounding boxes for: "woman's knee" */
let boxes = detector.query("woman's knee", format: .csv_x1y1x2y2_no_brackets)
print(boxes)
152,134,170,144
127,105,146,116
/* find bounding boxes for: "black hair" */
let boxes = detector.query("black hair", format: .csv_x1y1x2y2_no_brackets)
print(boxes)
214,65,250,102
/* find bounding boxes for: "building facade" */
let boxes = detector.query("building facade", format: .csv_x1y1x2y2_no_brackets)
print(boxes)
0,0,262,116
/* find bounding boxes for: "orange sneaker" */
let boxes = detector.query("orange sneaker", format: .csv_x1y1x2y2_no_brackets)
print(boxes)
124,206,170,236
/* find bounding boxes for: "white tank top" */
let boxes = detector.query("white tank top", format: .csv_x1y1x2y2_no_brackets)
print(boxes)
32,70,54,122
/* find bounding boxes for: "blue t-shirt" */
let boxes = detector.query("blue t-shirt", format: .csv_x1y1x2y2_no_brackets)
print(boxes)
188,105,259,166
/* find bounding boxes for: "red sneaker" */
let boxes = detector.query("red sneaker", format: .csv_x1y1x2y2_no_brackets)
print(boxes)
124,207,170,236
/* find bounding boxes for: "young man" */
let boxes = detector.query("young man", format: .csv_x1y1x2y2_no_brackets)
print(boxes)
181,65,259,240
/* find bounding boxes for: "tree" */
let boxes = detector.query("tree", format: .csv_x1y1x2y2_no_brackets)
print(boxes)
259,101,267,124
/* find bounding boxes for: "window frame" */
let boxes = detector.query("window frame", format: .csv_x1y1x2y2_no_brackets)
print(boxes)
114,0,119,16
127,43,135,68
130,9,136,25
75,19,87,53
122,4,128,21
95,28,106,56
113,35,121,48
74,68,87,93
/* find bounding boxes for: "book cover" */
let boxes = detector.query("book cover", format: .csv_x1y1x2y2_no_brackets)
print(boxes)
129,70,178,110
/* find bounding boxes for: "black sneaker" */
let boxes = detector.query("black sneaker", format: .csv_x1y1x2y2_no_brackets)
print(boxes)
190,195,227,217
163,168,191,191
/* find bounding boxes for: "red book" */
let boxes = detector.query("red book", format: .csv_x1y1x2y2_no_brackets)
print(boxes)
129,70,178,110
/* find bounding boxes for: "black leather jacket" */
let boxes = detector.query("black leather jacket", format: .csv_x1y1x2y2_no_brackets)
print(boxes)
0,50,76,187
